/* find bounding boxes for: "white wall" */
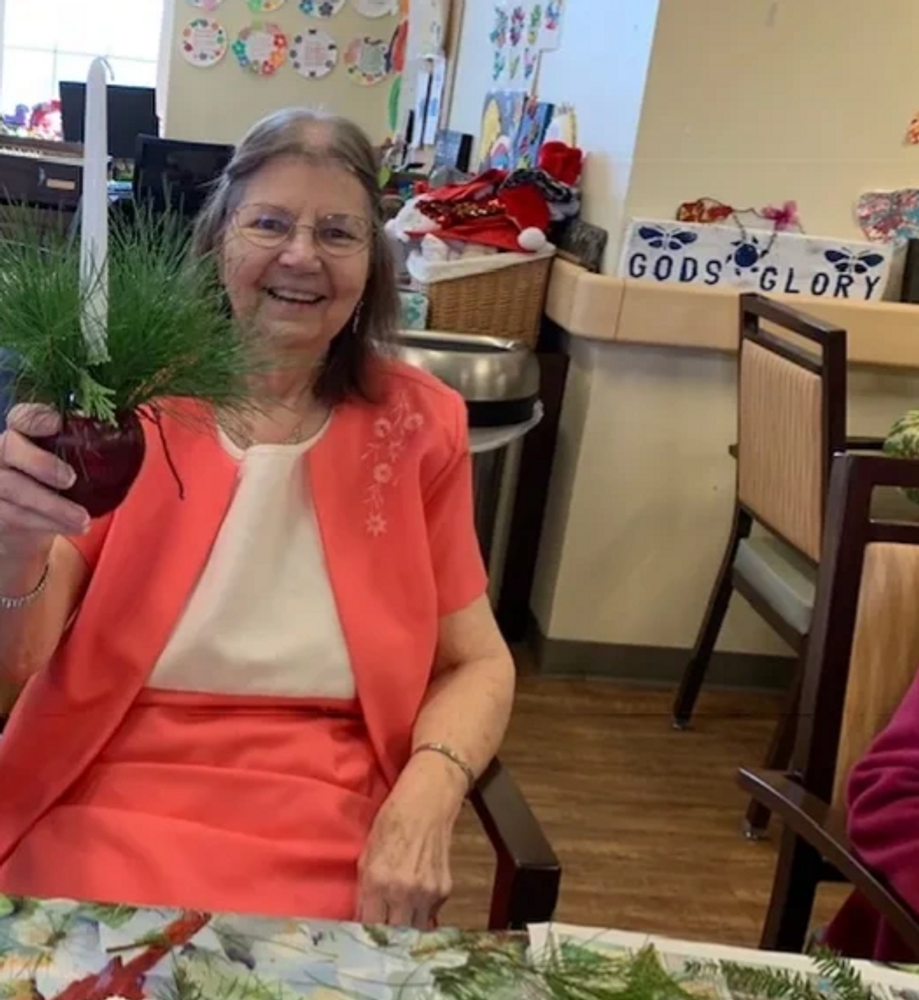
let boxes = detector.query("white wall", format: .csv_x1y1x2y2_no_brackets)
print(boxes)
447,0,660,270
626,0,919,242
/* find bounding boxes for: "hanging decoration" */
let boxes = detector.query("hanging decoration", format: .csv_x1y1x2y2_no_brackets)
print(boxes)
289,28,338,78
538,0,564,50
247,0,287,11
408,0,447,59
907,112,919,145
489,4,509,85
619,217,890,301
857,189,919,244
388,18,408,74
180,18,228,67
299,0,346,15
233,23,289,75
388,75,402,132
343,36,390,85
351,0,398,16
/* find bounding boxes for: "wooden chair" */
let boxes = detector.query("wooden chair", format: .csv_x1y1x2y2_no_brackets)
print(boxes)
740,452,919,956
472,758,562,929
673,293,846,836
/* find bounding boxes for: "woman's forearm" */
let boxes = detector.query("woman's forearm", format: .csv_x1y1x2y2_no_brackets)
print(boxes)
411,653,515,783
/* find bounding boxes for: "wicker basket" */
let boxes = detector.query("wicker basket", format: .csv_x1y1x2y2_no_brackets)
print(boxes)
423,255,553,347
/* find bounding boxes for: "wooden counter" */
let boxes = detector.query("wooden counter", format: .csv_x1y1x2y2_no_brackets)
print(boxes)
546,259,919,369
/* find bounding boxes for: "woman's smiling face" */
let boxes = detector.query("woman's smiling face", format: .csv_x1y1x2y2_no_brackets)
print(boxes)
221,155,372,358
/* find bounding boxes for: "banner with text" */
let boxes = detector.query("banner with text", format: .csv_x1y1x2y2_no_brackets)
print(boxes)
618,219,893,301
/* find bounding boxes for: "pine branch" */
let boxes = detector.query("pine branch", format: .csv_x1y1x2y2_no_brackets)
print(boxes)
0,204,257,420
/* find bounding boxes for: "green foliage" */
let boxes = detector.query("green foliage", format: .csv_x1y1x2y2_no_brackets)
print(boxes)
0,206,257,423
432,940,877,1000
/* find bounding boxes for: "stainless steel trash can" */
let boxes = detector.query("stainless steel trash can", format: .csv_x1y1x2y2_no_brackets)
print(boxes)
395,331,542,589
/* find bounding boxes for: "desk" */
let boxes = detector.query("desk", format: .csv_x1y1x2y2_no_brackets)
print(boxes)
4,898,919,999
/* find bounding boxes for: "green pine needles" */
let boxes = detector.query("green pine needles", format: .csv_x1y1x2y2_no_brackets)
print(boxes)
430,939,878,1000
0,206,257,424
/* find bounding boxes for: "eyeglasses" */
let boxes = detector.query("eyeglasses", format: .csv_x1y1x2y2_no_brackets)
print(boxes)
232,203,373,258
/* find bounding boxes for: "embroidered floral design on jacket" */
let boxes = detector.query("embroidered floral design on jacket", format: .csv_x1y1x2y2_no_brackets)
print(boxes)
361,393,425,536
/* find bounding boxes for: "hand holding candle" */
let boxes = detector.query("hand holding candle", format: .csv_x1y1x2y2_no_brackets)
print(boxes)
80,57,110,365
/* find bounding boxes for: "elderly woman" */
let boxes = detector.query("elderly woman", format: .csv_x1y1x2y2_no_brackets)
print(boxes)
0,109,515,928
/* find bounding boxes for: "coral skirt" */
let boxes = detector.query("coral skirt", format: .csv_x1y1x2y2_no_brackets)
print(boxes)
0,689,389,918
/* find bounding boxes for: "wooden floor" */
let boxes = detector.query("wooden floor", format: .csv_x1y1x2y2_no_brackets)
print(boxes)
443,676,848,945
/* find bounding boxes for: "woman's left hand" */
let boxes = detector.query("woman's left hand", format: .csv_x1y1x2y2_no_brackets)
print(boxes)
356,751,467,929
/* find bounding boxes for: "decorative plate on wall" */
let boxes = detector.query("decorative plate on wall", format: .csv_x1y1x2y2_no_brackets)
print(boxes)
181,18,228,67
233,22,289,75
351,0,398,17
343,36,389,85
248,0,287,11
290,28,338,79
299,0,346,16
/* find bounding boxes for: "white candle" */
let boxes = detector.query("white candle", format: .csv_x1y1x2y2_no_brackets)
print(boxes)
80,57,110,365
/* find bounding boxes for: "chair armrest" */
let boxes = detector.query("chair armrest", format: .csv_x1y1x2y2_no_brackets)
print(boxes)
739,768,919,955
470,758,561,930
728,437,885,461
845,436,886,452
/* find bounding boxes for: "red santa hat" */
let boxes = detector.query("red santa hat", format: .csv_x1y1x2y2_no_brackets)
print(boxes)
409,172,551,253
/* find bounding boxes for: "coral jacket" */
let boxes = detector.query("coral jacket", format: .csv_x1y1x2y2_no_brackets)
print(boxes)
0,360,487,866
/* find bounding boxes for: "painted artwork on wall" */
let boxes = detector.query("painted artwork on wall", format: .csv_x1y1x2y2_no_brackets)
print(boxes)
489,0,564,89
343,36,390,84
232,22,289,75
180,18,228,67
299,0,346,16
409,0,449,58
478,89,526,170
289,28,339,78
511,97,553,168
857,189,919,244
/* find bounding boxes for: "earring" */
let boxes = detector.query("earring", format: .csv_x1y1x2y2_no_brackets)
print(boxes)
352,300,364,333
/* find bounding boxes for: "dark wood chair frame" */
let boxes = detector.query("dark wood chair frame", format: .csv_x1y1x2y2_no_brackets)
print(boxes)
472,758,561,929
672,294,846,835
739,453,919,958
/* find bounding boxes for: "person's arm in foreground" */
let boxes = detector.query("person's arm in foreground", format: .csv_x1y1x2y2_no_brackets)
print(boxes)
356,594,515,928
0,405,91,684
843,673,919,910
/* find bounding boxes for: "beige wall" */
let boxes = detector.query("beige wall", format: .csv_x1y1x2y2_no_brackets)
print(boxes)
447,0,660,271
162,0,398,144
626,0,919,243
532,338,919,652
528,0,919,654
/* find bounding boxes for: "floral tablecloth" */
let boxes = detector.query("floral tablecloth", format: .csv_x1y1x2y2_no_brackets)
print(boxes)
0,897,523,1000
2,897,919,1000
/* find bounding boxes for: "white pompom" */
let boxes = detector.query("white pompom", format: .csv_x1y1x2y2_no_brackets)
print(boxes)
518,227,547,252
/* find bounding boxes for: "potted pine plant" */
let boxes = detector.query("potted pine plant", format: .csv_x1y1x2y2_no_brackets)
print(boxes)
0,60,255,517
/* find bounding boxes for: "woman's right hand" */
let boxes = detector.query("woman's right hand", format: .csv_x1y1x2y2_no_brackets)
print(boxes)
0,405,90,562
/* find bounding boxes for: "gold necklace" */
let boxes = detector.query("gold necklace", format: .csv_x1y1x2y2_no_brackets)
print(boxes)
218,410,314,450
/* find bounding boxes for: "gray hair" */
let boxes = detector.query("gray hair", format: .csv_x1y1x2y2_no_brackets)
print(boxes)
192,108,398,405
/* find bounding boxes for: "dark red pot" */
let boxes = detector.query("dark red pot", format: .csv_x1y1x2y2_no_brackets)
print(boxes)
33,410,146,518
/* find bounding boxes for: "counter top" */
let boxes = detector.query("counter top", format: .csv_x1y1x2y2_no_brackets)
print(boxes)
546,259,919,368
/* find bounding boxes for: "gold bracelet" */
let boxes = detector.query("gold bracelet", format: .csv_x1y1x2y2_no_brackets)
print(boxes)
0,563,50,612
412,742,477,794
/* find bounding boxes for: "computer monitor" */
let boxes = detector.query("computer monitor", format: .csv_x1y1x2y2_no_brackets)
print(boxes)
59,81,158,160
132,135,234,219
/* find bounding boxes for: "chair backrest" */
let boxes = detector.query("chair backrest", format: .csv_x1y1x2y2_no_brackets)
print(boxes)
736,293,846,562
789,453,919,807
